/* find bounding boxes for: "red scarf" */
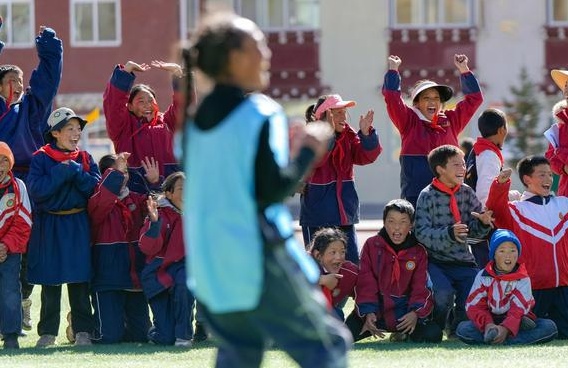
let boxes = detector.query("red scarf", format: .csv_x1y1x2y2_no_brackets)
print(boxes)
35,144,90,171
472,137,503,166
432,178,461,223
0,172,21,240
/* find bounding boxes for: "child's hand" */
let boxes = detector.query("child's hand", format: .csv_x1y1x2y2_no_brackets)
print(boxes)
124,61,151,74
497,168,513,184
388,55,402,71
359,109,374,136
151,60,184,78
141,156,160,184
116,152,130,173
471,209,495,227
396,311,418,334
491,325,509,344
0,242,7,263
319,273,342,290
454,54,470,73
302,121,334,162
361,313,386,338
452,222,469,243
146,197,159,222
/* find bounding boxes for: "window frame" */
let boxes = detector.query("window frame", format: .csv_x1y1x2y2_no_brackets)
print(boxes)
547,0,568,25
389,0,476,29
70,0,121,47
0,0,35,48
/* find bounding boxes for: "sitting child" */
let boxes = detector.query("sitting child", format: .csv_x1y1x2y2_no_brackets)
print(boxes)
456,229,558,345
309,227,358,321
351,199,442,343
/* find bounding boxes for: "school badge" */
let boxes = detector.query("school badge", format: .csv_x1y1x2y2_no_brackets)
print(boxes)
0,193,16,209
406,260,415,270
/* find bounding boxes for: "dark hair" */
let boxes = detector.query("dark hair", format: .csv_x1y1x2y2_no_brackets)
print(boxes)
305,95,329,122
309,228,347,257
383,198,415,222
427,144,463,178
98,154,119,175
0,65,23,83
128,84,157,104
478,108,507,138
162,171,185,193
517,155,550,187
459,137,474,157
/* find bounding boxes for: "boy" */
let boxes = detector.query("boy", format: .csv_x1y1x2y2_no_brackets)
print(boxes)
456,229,558,345
415,145,493,336
545,69,568,196
0,142,32,349
383,54,483,208
351,199,442,343
88,152,151,344
486,156,568,338
26,107,101,347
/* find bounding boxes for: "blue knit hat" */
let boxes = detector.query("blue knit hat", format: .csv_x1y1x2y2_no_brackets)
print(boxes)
489,229,522,261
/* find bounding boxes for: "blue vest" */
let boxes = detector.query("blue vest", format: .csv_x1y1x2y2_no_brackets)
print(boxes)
184,93,318,313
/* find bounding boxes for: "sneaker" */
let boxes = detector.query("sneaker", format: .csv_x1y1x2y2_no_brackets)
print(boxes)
74,332,92,346
520,316,537,330
66,312,75,343
3,335,19,349
36,335,56,348
192,322,208,343
389,332,408,342
22,299,32,331
174,338,192,348
483,327,498,343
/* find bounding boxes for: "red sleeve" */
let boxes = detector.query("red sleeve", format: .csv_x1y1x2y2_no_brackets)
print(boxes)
407,247,434,319
349,129,382,166
444,91,483,135
465,276,494,332
3,210,32,253
88,185,118,229
138,217,165,257
162,92,180,132
383,90,413,136
355,237,381,316
485,179,515,230
103,68,134,143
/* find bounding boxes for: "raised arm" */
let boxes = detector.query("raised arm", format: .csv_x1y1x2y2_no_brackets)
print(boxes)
382,55,413,135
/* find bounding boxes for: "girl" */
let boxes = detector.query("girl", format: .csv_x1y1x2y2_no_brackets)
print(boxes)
139,172,193,347
300,94,382,264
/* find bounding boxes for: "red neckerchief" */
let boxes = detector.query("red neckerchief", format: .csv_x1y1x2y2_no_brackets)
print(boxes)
0,172,21,240
432,178,461,222
35,144,90,171
129,102,161,139
473,137,504,166
429,110,446,132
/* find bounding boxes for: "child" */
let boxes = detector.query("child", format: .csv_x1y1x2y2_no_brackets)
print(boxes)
352,199,442,343
300,94,382,264
26,107,101,347
0,142,32,349
383,54,483,208
309,227,358,321
545,69,568,196
415,144,493,336
181,12,351,367
486,156,568,338
456,229,558,345
139,172,192,347
88,152,151,344
103,60,183,194
0,25,63,332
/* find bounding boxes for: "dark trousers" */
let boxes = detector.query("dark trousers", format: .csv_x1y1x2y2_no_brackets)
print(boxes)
302,225,359,264
533,287,568,339
19,253,33,299
38,283,93,337
92,290,150,344
0,254,22,336
148,283,194,345
202,246,351,368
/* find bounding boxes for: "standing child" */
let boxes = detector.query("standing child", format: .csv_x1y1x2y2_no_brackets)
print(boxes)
415,145,493,336
456,229,557,345
26,107,101,347
88,152,151,344
486,157,568,338
545,69,568,196
383,54,483,208
309,228,358,321
300,94,382,264
139,172,192,347
0,142,32,349
182,12,351,367
103,60,183,194
352,199,442,343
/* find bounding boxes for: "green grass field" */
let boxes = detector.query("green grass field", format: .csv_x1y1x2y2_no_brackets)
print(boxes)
2,288,568,367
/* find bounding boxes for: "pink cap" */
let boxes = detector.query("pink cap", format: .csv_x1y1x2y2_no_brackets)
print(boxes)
314,94,356,120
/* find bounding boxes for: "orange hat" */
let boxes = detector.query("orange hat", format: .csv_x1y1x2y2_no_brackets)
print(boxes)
551,69,568,91
0,142,14,170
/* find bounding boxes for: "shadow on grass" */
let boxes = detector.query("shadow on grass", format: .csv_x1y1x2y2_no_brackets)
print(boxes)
348,338,568,351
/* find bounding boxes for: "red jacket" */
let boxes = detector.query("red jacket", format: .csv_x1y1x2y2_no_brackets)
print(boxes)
356,230,433,330
0,176,32,254
319,261,358,308
545,106,568,196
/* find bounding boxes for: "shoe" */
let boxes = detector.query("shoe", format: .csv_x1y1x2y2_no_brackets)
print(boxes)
520,316,537,330
174,338,192,348
66,312,75,343
192,322,208,343
36,335,56,347
74,332,92,346
22,299,32,331
483,327,498,343
389,332,408,342
3,335,19,349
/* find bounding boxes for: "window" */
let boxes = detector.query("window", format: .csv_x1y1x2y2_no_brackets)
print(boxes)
548,0,568,24
390,0,474,28
180,0,199,39
0,0,34,47
71,0,120,46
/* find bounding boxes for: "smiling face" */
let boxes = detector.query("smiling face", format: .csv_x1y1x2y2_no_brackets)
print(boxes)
415,88,441,121
165,177,184,210
384,210,412,245
315,240,346,274
523,163,553,196
0,71,24,103
494,241,519,273
436,153,466,188
51,119,82,151
326,108,348,133
128,89,157,121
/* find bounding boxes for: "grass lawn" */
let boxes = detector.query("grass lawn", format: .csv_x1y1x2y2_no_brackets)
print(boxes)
3,288,568,367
